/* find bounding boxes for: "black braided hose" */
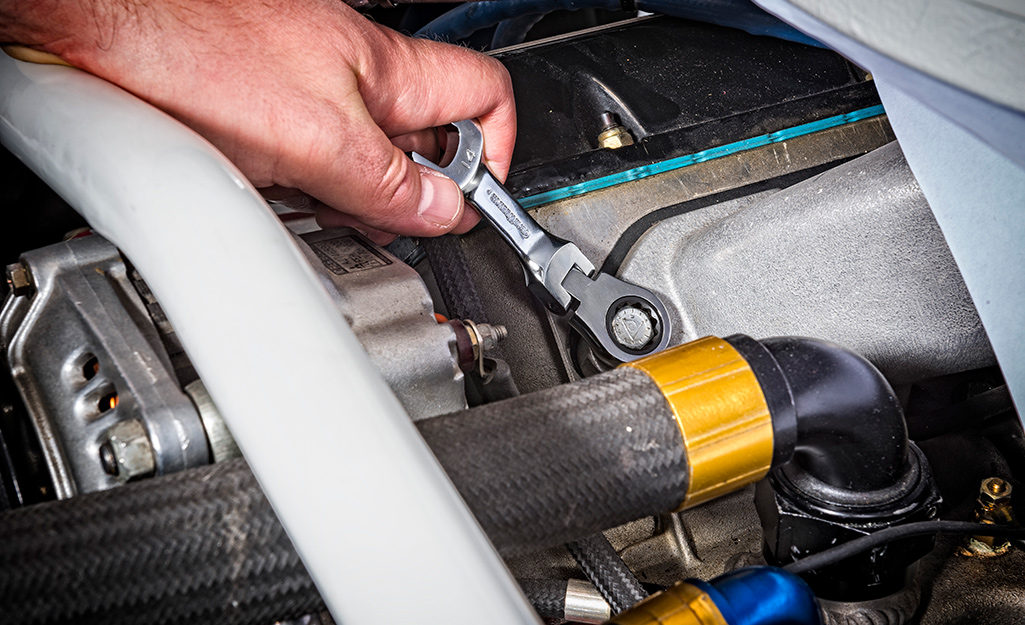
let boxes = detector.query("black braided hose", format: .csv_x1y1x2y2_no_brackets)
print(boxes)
420,234,491,324
0,366,685,623
0,458,322,625
417,366,689,555
566,533,648,614
517,579,568,620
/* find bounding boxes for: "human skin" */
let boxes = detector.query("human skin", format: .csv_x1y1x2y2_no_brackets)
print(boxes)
0,0,517,241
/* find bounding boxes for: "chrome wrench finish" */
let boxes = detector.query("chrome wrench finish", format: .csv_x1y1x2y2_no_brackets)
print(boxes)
413,119,671,362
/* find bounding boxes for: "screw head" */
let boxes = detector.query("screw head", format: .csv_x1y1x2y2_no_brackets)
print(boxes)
610,305,656,350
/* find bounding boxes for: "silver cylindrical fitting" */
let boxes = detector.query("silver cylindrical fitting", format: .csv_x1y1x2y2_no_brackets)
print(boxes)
564,579,611,624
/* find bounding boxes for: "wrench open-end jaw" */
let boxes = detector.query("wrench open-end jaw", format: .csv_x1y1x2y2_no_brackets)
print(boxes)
413,119,671,363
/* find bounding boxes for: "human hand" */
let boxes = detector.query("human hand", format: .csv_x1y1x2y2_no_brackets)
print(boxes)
0,0,516,241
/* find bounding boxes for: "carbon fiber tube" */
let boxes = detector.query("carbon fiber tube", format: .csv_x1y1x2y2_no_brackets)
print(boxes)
417,366,689,555
0,459,322,625
566,533,648,613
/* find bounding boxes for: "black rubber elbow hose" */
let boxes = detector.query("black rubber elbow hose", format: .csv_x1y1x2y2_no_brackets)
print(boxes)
0,335,922,623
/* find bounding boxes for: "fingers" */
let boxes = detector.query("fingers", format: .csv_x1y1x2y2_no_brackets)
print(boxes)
293,30,513,238
292,94,469,237
361,29,518,182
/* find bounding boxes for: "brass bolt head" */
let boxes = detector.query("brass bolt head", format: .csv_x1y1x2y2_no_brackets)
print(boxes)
598,126,635,150
979,477,1012,507
5,263,33,297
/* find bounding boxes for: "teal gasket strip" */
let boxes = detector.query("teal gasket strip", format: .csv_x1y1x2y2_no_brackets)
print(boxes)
518,104,886,208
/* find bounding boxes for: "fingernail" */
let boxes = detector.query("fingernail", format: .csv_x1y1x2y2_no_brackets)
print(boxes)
417,168,463,228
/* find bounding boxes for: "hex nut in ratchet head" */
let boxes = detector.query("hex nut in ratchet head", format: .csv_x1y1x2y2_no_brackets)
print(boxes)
101,419,156,480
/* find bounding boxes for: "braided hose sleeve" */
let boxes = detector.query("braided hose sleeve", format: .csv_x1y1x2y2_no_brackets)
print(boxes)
421,234,491,323
0,458,323,625
566,533,648,614
0,367,684,622
518,579,568,619
417,366,689,556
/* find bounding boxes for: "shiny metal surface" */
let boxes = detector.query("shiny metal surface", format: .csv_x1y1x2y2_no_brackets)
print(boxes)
619,142,994,385
609,582,726,625
103,419,156,480
0,234,208,497
415,120,596,315
624,337,773,509
564,579,612,624
415,119,671,362
184,380,242,463
296,228,466,420
534,115,895,268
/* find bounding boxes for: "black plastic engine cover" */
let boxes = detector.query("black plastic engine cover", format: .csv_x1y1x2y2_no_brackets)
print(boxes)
496,16,879,198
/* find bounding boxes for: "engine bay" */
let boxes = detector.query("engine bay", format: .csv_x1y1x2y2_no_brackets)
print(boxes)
1,13,1023,625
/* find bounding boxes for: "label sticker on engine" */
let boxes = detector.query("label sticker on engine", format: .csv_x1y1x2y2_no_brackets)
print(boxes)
309,235,392,275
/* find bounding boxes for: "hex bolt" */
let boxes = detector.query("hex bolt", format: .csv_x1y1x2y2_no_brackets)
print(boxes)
475,323,508,354
980,477,1011,507
597,111,635,150
5,263,34,297
610,305,655,350
103,419,156,481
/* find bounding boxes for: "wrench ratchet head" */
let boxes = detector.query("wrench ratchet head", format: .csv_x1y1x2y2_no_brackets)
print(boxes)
563,270,672,363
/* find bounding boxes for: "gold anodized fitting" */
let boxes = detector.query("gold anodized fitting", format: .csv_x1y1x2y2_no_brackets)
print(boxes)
624,336,773,509
608,581,728,625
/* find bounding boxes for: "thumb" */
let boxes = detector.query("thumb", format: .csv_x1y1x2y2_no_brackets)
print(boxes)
296,106,466,237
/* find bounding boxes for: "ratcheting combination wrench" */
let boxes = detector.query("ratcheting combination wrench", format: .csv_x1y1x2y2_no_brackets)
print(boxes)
413,119,672,363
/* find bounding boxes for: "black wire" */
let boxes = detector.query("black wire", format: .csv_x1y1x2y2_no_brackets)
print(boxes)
785,521,1025,574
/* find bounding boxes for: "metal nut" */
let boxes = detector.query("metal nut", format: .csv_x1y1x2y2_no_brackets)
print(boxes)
598,126,635,150
5,263,33,297
979,477,1012,507
103,419,155,480
474,323,508,354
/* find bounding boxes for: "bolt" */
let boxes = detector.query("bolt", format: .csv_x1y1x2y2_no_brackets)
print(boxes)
5,263,34,297
476,323,508,353
597,111,634,150
961,476,1016,556
103,419,156,481
979,477,1012,507
610,305,655,350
